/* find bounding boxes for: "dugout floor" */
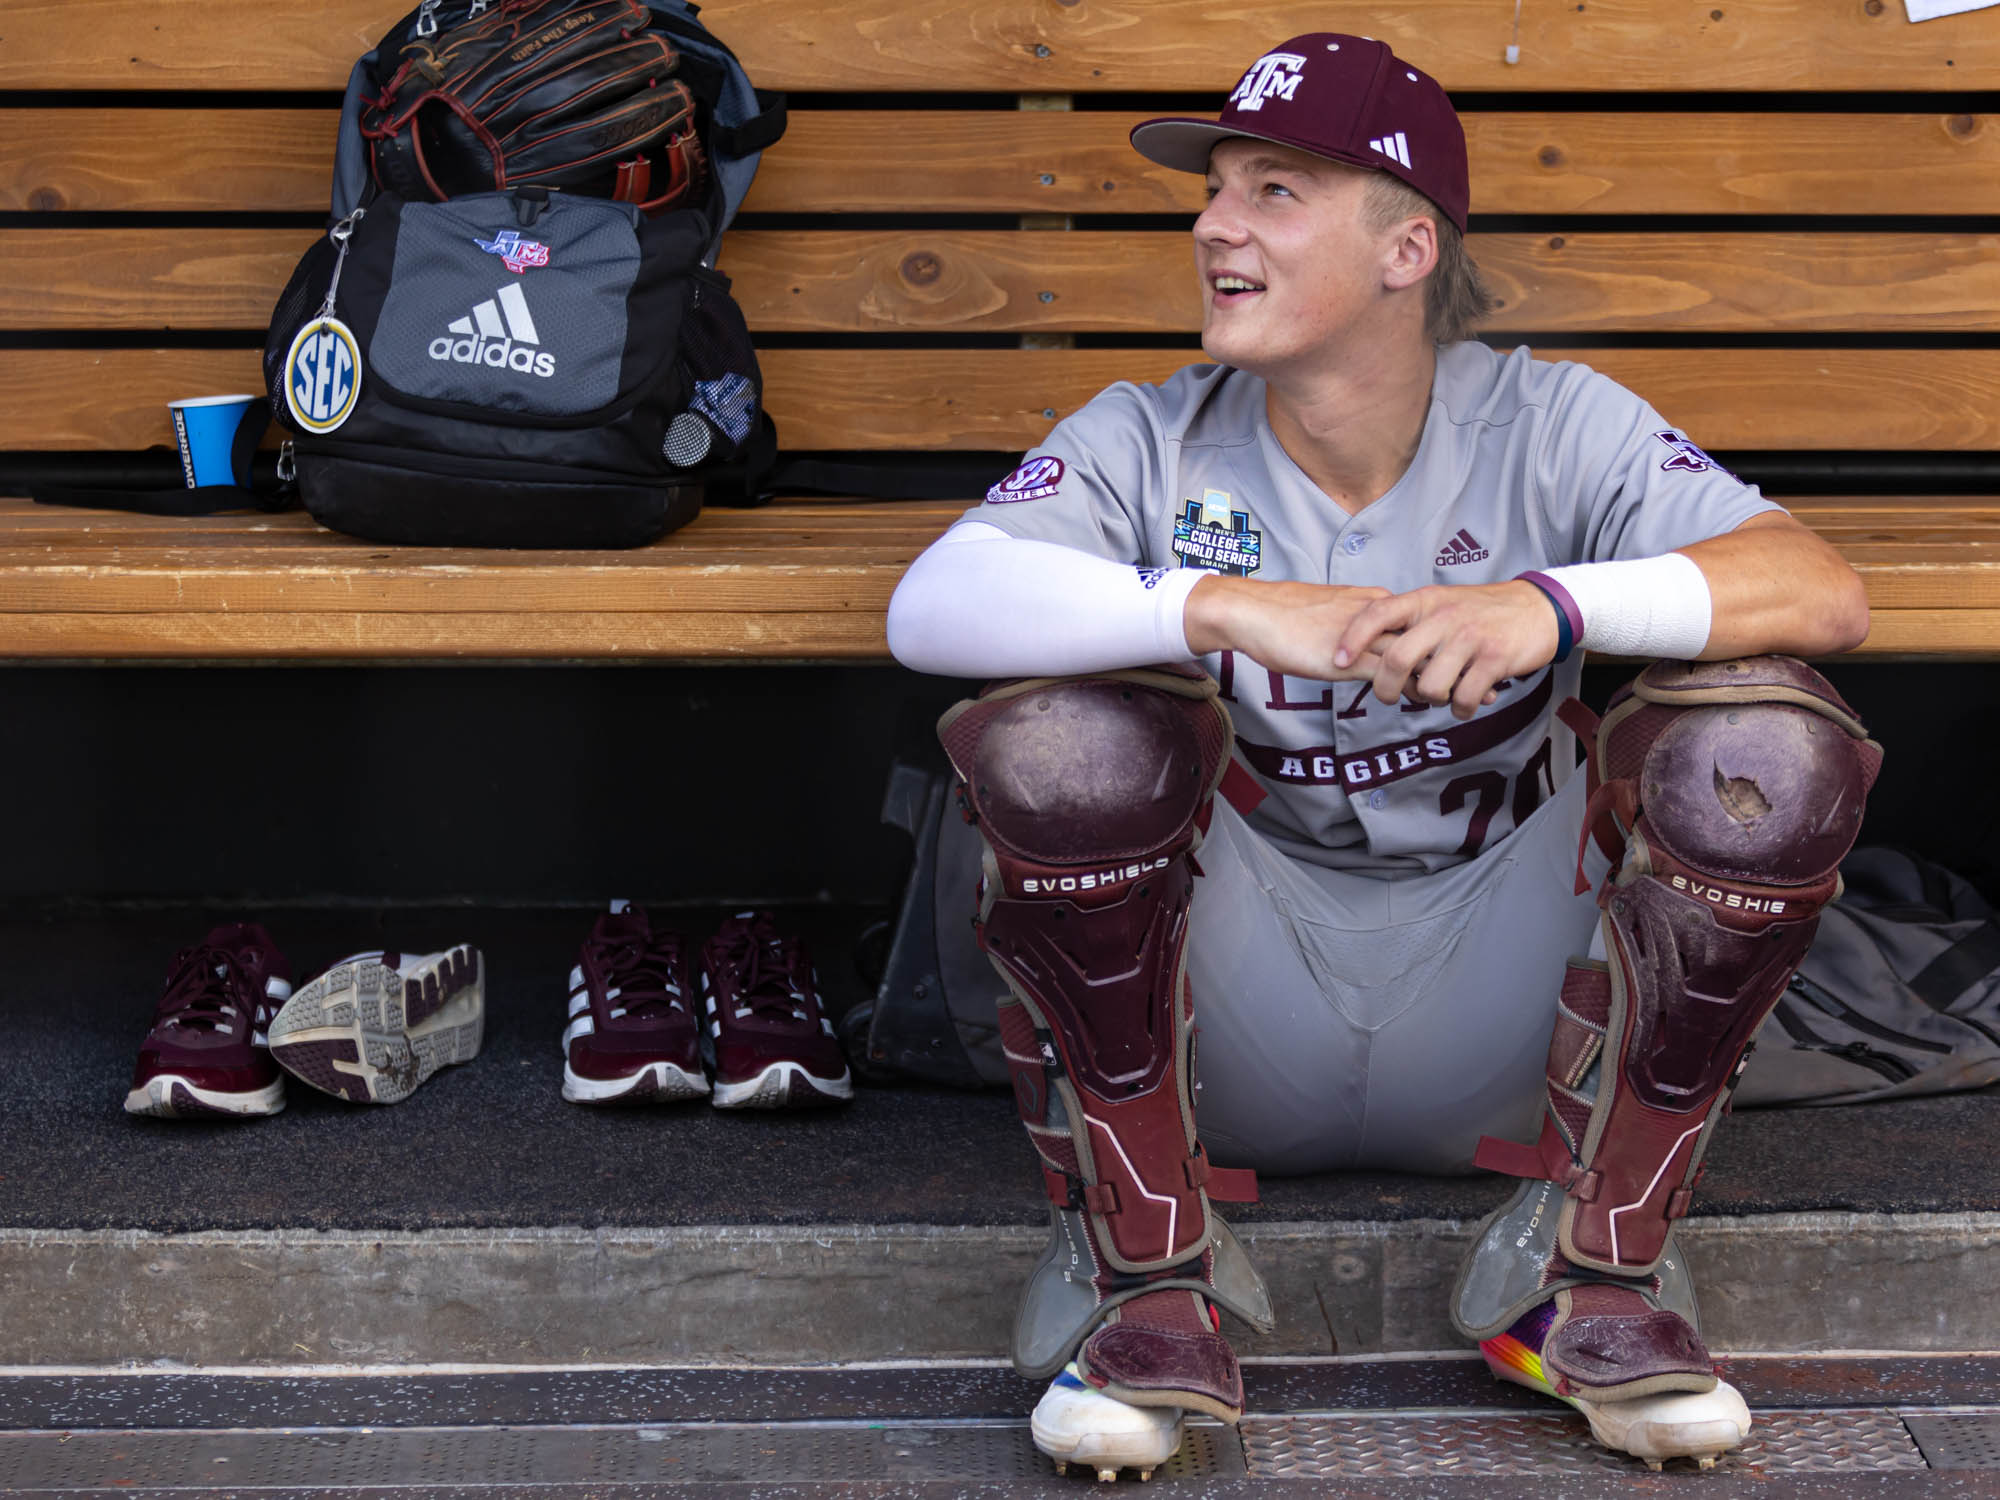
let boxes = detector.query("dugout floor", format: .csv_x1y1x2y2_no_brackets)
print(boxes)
9,903,2000,1233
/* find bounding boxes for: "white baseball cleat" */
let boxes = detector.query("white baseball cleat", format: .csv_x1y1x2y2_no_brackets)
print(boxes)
1570,1380,1752,1470
1030,1364,1184,1482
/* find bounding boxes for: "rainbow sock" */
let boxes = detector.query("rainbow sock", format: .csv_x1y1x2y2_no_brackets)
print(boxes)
1479,1302,1565,1401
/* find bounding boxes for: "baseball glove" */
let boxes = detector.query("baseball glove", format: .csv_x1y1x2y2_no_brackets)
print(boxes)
360,0,708,213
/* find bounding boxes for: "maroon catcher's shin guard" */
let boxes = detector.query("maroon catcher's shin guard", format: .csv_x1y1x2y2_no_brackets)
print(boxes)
1456,657,1882,1400
938,666,1272,1422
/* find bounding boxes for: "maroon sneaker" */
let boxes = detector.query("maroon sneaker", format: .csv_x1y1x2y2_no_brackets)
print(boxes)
699,911,852,1109
562,902,707,1104
125,922,293,1119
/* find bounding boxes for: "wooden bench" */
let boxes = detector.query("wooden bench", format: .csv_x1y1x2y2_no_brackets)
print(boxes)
3,1,1998,660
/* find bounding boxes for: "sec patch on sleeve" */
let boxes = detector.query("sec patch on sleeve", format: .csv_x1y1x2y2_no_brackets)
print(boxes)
985,456,1066,503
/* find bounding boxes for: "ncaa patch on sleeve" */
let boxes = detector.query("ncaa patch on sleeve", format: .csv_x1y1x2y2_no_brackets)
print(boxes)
985,456,1065,504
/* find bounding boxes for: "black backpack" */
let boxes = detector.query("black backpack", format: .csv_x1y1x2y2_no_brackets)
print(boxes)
264,0,785,549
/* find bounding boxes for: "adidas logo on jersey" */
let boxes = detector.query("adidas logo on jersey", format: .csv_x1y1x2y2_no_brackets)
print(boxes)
1435,528,1490,566
1368,131,1413,168
427,282,555,378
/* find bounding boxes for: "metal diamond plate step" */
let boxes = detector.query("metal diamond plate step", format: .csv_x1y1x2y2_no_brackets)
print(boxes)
0,1421,1242,1492
1907,1414,2000,1469
1241,1411,1927,1478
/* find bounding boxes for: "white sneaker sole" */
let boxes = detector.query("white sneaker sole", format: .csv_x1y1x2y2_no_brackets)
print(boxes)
562,1059,709,1104
1571,1381,1753,1469
269,947,483,1105
123,1074,285,1119
1031,1377,1185,1481
711,1059,853,1110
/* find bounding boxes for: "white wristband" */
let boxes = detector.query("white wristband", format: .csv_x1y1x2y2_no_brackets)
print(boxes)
1540,553,1712,659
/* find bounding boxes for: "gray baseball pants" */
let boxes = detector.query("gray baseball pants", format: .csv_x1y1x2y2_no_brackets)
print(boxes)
1186,768,1612,1176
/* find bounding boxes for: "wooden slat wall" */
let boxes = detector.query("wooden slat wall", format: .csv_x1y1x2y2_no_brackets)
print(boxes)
4,4,1994,457
10,348,2000,456
5,228,1996,336
5,0,1995,92
3,0,1995,661
11,109,1995,217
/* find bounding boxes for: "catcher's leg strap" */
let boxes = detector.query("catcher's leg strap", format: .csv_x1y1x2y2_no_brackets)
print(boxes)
1476,656,1882,1279
938,666,1270,1418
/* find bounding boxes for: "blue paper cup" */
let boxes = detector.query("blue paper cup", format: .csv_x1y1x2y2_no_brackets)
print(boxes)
169,394,257,489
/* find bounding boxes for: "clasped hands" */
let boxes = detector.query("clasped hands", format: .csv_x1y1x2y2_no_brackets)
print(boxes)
1183,575,1562,721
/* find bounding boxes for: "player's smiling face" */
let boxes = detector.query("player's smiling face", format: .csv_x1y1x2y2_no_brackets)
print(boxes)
1194,139,1416,379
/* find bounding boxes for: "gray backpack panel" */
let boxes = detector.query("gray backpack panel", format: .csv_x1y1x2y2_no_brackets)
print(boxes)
1737,847,2000,1108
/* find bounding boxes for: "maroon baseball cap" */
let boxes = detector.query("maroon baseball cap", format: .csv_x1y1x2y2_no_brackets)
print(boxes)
1131,35,1469,232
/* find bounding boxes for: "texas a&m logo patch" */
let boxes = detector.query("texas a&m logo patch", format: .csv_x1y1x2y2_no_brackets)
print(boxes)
985,456,1065,504
1655,430,1722,474
473,230,551,275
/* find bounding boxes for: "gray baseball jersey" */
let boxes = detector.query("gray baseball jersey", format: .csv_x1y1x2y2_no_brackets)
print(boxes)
965,341,1784,875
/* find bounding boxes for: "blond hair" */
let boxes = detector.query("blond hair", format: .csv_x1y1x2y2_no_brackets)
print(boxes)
1361,174,1496,345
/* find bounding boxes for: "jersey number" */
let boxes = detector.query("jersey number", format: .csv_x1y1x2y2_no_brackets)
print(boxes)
1439,736,1556,857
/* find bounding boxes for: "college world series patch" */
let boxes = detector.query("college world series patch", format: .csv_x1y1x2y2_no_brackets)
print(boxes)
985,456,1065,503
1172,491,1262,576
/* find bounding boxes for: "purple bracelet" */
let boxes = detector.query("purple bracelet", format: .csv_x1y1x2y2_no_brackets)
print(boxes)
1515,571,1582,663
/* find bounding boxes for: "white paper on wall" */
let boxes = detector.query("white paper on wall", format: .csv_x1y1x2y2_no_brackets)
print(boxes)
1905,0,2000,21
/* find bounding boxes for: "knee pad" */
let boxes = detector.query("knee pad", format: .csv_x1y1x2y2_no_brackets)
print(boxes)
1480,657,1882,1276
937,667,1271,1378
939,662,1230,888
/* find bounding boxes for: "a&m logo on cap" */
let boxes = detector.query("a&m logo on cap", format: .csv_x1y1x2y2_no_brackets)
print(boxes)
1229,50,1307,112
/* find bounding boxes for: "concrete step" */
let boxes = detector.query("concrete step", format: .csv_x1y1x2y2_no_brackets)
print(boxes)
6,1212,1998,1367
2,1357,1997,1494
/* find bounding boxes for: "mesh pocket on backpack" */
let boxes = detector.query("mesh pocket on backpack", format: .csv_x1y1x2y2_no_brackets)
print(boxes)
661,272,764,471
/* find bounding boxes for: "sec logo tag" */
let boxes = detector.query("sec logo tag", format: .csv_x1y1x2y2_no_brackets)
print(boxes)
284,316,363,433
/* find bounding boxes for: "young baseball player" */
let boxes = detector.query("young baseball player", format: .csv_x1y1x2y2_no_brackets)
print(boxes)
888,34,1879,1480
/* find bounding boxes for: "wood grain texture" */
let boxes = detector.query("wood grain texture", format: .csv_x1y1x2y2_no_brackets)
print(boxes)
0,228,316,331
0,491,1992,658
12,228,1994,334
10,347,2000,454
11,109,1995,217
4,0,1992,92
731,230,2000,335
3,109,339,214
0,611,897,660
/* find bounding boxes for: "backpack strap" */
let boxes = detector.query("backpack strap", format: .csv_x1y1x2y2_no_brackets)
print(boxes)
714,89,788,158
30,400,297,517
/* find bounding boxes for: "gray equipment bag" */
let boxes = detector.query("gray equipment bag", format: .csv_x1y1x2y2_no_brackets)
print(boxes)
1737,846,2000,1107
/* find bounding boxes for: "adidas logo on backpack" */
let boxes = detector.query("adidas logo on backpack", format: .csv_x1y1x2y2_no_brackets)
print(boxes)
427,282,555,378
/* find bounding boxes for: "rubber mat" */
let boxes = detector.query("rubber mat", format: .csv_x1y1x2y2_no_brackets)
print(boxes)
8,907,2000,1232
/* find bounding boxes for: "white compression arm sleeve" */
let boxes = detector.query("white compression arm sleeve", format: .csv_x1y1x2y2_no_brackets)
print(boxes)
1540,552,1713,659
886,521,1203,678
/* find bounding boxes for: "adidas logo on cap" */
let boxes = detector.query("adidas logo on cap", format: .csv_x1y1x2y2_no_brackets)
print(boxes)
1368,131,1412,168
427,282,555,378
